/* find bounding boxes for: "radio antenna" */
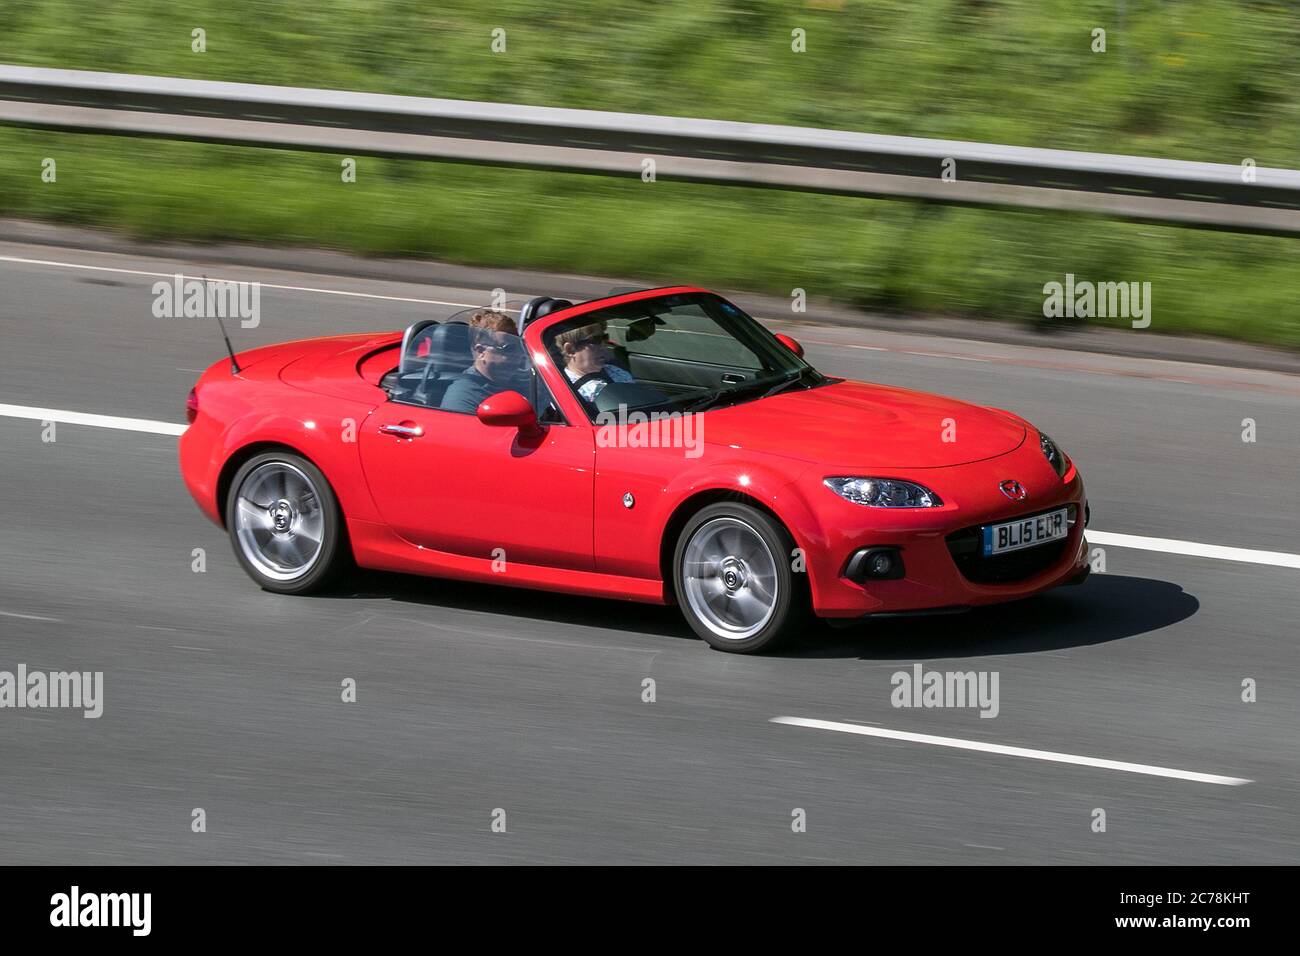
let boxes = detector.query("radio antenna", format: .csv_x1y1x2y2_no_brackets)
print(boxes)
204,276,242,374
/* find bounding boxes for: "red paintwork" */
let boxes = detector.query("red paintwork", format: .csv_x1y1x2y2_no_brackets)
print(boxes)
476,390,542,433
774,332,804,358
179,286,1087,616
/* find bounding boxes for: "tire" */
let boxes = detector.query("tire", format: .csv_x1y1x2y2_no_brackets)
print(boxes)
225,451,348,594
672,502,809,653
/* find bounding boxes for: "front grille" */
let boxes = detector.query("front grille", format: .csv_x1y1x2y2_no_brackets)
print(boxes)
946,504,1077,585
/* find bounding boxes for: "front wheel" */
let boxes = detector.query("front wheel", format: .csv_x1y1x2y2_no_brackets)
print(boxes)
673,503,809,653
225,451,348,594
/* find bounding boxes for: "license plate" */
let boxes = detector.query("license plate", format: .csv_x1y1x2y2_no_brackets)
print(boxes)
982,508,1068,556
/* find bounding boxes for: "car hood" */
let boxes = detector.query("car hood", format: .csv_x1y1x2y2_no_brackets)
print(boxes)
700,380,1026,468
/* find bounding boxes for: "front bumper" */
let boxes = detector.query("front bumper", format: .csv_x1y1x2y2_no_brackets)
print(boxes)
802,453,1089,618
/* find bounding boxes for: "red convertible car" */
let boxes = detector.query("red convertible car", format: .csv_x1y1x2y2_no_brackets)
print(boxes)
180,287,1089,653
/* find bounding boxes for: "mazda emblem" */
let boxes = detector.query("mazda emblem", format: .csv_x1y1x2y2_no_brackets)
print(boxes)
999,479,1027,500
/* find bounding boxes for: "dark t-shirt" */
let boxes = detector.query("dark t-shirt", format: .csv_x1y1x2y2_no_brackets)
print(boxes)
440,368,530,414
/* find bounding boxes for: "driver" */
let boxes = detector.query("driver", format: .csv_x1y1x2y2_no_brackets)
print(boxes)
555,320,635,404
440,310,531,413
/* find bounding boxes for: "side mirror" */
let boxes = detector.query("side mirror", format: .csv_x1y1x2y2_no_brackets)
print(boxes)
477,390,542,436
774,333,804,358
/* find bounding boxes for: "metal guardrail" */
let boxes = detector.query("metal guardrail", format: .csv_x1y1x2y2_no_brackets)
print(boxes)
2,65,1299,235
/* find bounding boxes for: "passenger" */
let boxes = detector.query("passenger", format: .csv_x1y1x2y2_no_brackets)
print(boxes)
555,321,635,404
440,309,531,414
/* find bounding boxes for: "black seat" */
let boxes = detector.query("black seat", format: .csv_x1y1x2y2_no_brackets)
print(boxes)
392,322,473,404
534,298,573,322
518,296,552,331
519,296,574,330
420,377,460,407
425,322,472,375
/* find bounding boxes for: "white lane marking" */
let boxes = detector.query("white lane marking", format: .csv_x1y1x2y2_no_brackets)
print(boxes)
0,254,482,308
773,333,989,361
0,403,186,436
770,717,1253,786
895,349,989,362
1088,530,1300,569
0,610,61,622
762,332,887,352
2,402,1298,573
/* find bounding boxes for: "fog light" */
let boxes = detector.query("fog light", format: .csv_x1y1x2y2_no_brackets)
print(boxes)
845,547,904,582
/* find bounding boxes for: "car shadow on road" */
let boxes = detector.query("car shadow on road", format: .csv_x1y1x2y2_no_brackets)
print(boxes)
339,570,1195,657
340,569,694,640
789,574,1198,660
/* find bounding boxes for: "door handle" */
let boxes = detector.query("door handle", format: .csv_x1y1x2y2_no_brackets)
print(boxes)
379,422,424,438
720,373,746,385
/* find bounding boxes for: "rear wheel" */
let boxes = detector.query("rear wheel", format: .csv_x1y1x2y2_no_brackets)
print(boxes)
225,451,347,594
673,503,808,653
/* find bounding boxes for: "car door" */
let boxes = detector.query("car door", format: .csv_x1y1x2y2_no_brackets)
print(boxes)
359,402,594,571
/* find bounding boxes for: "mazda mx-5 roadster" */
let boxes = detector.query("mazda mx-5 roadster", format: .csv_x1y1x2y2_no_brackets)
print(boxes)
180,286,1089,653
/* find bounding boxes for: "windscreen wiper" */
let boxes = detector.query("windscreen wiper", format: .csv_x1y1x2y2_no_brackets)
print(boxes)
759,367,818,399
679,371,807,414
679,378,776,414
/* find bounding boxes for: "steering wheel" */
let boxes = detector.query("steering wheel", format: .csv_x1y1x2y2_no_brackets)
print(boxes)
414,359,438,405
571,371,608,395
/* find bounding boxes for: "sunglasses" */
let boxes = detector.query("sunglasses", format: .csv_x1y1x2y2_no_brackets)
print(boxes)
573,332,610,349
477,339,523,354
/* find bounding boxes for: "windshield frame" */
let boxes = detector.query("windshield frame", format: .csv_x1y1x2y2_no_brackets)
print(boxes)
538,291,825,422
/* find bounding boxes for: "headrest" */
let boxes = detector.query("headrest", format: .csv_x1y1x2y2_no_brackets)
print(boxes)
518,296,553,331
425,321,472,371
533,298,573,322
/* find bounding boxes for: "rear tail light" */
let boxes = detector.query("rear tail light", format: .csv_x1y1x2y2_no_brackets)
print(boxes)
186,387,199,424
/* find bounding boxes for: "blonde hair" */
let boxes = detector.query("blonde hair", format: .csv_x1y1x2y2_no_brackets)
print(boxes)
552,321,605,354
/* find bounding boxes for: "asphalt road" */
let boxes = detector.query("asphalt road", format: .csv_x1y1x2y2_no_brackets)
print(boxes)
1,241,1298,864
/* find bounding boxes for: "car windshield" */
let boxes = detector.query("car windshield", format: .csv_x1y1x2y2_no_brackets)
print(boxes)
543,292,822,418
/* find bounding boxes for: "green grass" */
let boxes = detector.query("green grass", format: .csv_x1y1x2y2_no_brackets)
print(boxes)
1,0,1298,347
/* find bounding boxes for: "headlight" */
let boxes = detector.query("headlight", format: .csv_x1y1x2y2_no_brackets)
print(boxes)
1040,433,1069,477
824,477,943,508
